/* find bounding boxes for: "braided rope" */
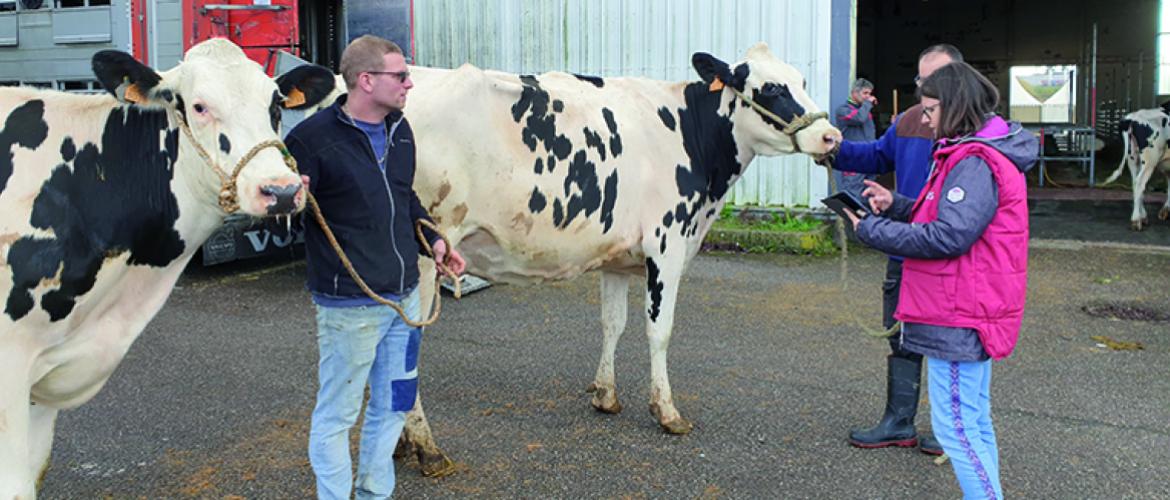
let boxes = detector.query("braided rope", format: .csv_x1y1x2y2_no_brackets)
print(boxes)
820,157,900,339
302,192,460,328
727,86,828,148
171,108,457,326
170,109,294,213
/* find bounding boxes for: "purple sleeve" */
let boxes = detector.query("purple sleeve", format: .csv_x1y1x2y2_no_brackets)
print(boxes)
856,157,998,259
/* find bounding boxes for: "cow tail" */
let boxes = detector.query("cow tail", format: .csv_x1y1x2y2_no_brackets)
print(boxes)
1102,127,1131,186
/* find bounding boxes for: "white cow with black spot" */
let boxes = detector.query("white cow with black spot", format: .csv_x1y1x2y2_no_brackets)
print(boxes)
285,43,840,475
0,39,334,496
1104,105,1170,230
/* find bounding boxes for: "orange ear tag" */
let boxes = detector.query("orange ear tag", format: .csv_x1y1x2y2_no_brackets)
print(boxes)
123,83,146,103
284,88,307,108
708,77,725,92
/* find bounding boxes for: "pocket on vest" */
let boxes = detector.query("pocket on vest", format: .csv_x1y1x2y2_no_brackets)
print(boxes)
975,271,1026,318
900,265,958,316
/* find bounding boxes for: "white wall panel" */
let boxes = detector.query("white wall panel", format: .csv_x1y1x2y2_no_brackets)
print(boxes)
415,0,838,207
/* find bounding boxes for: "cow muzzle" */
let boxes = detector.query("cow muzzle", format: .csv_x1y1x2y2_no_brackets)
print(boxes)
260,182,304,215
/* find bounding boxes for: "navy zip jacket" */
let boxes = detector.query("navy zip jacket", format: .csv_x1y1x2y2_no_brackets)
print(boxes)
285,94,439,298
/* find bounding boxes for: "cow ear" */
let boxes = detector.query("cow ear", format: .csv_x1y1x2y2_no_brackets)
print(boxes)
92,50,162,104
692,52,732,88
276,64,337,110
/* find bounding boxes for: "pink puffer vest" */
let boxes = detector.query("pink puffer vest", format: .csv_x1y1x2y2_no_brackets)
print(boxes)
894,133,1030,359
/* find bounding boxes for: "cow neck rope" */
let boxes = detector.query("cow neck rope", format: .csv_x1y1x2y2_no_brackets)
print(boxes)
169,108,293,214
726,86,827,153
821,158,900,339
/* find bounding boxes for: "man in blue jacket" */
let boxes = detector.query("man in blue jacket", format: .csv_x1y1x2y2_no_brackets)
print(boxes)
832,78,877,199
832,44,964,457
285,35,466,499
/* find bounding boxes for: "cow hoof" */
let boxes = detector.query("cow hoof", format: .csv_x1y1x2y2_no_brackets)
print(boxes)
1159,207,1170,220
1132,220,1147,231
591,395,623,414
589,385,623,414
419,449,457,477
393,436,413,460
659,417,694,435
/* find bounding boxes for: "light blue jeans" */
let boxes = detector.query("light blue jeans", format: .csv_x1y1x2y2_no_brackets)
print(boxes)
309,288,421,500
927,357,1002,500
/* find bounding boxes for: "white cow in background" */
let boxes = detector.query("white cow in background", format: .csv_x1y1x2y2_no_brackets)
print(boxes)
1104,106,1170,230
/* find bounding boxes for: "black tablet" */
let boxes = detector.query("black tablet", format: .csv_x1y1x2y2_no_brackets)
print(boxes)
820,191,873,220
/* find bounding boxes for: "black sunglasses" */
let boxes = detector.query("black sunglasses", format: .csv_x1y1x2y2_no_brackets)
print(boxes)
365,70,411,83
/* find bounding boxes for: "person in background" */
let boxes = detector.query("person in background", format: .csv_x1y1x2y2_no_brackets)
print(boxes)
285,34,466,499
846,60,1036,499
830,44,966,457
832,78,878,199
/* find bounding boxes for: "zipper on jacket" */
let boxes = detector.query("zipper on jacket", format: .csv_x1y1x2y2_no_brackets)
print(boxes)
338,109,409,293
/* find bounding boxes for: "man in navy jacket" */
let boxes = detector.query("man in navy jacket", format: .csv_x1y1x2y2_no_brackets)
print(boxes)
286,35,465,499
831,44,964,457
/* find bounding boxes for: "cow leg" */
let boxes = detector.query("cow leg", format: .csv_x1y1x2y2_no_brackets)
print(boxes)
28,403,58,492
393,256,455,477
397,397,455,477
1132,151,1160,230
1159,167,1170,221
588,271,630,414
642,256,693,435
0,371,34,498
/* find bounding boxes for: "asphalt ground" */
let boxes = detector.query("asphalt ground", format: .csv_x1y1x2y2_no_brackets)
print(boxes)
38,206,1170,499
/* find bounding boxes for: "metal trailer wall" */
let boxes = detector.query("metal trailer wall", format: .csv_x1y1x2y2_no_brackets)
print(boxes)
0,1,132,88
152,0,183,70
413,0,842,208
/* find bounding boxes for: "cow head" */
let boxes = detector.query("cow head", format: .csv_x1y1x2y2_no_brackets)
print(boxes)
693,43,840,159
92,38,335,217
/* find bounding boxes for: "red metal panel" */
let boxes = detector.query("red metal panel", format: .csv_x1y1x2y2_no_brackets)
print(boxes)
131,0,149,63
184,0,299,75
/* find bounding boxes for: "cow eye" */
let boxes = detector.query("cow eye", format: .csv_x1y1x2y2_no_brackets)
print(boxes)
193,103,207,114
760,84,785,97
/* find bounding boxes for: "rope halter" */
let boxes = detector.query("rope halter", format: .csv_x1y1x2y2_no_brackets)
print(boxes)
169,108,299,214
711,77,828,154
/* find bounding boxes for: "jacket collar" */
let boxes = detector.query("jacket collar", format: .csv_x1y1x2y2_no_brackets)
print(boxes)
330,94,404,127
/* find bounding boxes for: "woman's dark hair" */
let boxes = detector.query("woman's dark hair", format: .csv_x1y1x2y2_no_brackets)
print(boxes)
917,61,999,139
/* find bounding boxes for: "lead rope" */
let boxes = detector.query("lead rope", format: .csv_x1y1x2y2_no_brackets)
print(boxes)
820,158,900,339
301,189,460,328
171,108,459,327
716,80,894,336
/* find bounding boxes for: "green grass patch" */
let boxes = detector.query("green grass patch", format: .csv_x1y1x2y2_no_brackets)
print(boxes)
704,207,837,255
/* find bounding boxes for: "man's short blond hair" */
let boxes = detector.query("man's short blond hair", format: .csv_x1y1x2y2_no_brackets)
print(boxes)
339,35,404,90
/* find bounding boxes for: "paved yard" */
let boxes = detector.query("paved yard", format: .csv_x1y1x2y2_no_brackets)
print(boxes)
40,237,1170,499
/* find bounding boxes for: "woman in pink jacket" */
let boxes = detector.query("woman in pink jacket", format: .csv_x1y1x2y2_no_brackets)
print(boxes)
845,61,1037,499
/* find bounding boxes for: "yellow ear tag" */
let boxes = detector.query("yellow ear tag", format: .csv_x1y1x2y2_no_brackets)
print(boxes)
708,77,725,92
123,83,146,103
284,87,307,108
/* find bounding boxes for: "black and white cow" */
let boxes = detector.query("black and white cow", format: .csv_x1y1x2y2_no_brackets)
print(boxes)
1104,106,1170,230
0,38,334,496
288,42,840,475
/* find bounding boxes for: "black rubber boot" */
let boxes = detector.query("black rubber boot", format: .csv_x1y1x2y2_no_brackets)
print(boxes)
919,433,944,455
848,354,922,449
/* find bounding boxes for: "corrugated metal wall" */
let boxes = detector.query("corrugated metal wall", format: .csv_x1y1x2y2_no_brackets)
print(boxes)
413,0,837,207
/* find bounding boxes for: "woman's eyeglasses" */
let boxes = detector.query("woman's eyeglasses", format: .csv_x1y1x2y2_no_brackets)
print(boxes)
921,103,939,118
366,70,411,83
